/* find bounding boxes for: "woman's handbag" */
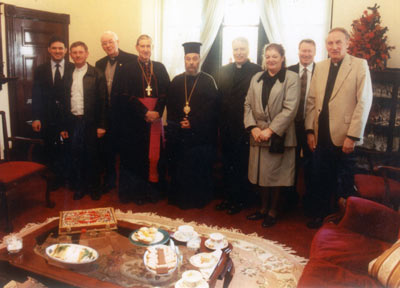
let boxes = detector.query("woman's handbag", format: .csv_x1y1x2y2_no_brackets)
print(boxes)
269,133,286,153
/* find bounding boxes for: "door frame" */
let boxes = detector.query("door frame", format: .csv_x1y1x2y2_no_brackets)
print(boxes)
4,4,70,136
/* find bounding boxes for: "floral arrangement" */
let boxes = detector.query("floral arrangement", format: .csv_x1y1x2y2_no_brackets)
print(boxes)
348,4,395,71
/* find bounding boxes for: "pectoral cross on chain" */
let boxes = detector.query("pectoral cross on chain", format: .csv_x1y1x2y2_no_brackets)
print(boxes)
145,85,152,96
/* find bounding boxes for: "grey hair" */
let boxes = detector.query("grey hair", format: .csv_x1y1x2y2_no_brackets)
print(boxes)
101,31,119,41
232,37,249,48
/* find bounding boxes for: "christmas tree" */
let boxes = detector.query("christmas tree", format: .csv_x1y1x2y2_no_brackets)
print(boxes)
348,4,395,71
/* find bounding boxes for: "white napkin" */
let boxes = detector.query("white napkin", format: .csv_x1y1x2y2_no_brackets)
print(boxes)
199,249,223,280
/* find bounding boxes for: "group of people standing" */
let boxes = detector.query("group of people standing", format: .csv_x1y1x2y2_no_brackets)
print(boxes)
32,26,372,229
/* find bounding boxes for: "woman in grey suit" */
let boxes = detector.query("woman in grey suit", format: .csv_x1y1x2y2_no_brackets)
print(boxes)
244,43,300,227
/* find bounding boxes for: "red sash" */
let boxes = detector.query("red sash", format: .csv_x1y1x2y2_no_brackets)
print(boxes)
138,98,164,183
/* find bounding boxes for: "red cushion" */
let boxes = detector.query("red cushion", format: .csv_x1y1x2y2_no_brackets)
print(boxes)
339,197,400,243
298,259,382,288
354,174,400,200
0,161,46,184
310,223,392,274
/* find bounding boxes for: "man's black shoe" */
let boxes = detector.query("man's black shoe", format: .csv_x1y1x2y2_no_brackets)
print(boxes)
227,203,244,215
246,211,266,220
306,218,323,229
102,184,116,194
90,191,101,201
73,191,85,200
215,200,230,211
262,215,277,228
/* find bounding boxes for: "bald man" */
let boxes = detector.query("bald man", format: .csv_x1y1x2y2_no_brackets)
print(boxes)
95,31,137,193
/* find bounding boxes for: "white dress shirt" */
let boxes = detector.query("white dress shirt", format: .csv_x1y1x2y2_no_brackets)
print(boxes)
70,63,88,116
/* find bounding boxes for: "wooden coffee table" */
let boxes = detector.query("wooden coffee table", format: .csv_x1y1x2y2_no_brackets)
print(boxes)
0,219,234,288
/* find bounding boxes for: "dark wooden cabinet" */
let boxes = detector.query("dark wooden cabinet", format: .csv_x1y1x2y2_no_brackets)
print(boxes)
362,68,400,152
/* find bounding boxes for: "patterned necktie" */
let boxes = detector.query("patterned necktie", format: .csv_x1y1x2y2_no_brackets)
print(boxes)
296,67,308,121
54,63,62,87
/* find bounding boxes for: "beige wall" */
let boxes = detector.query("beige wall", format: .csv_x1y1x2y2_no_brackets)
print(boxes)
1,0,142,63
0,0,141,147
332,0,400,68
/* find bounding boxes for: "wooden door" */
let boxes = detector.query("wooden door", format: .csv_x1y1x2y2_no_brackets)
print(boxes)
5,4,69,137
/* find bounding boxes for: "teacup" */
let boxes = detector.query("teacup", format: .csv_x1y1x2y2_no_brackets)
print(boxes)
4,235,23,254
181,270,202,287
178,225,194,239
209,233,224,245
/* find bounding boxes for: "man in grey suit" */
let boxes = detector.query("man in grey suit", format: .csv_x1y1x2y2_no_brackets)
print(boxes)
305,27,373,228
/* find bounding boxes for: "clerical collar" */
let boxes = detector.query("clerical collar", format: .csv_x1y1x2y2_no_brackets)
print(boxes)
257,68,286,83
331,58,343,67
235,60,249,69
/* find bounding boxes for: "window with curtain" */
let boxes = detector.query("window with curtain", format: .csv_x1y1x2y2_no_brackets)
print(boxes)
221,0,259,65
159,0,332,77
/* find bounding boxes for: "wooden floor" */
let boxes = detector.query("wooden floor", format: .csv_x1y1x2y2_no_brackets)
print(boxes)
0,178,317,286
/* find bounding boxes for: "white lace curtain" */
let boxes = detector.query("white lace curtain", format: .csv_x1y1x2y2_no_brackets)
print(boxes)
160,0,332,77
160,0,224,78
259,0,332,65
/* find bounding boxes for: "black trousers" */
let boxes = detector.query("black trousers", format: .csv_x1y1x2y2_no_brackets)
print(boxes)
221,133,250,205
66,117,99,192
304,145,356,218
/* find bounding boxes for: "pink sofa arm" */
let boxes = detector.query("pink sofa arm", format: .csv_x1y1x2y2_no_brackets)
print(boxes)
338,196,400,243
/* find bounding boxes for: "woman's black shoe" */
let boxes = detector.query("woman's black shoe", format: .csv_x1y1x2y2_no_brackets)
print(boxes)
262,215,277,228
215,200,231,211
246,211,265,220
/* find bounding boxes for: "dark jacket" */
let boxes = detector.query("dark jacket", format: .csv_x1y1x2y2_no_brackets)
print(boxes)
217,61,262,139
61,63,107,132
32,60,75,129
95,49,137,107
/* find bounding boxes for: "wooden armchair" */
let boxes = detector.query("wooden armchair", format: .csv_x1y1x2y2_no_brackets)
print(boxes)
0,111,54,232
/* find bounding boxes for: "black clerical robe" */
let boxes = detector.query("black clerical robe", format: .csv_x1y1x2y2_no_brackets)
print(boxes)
118,59,170,202
217,61,261,205
166,72,219,209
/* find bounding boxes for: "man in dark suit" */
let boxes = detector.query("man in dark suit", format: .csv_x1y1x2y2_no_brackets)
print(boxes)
32,36,74,187
287,39,316,213
216,37,262,214
60,41,107,201
95,31,137,193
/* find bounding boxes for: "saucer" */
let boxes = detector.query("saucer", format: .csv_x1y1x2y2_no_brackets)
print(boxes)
175,278,209,288
189,252,218,268
172,231,199,243
204,238,228,250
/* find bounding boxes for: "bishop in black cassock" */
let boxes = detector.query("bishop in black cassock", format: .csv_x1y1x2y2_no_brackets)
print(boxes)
167,42,219,209
118,35,170,204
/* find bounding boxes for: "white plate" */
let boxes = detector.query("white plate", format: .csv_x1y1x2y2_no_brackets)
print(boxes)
143,244,178,275
189,252,218,268
130,230,165,245
175,278,209,288
172,231,199,242
46,243,98,265
204,239,229,250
